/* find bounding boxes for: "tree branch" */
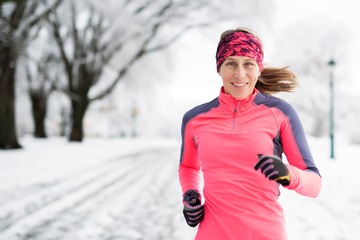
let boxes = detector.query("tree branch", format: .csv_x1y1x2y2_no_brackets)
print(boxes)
48,14,73,91
16,0,62,37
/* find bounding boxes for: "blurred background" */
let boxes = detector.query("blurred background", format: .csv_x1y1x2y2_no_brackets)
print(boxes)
1,1,360,239
1,0,359,149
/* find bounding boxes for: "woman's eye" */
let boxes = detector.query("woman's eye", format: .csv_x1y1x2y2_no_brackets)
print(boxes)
226,62,236,67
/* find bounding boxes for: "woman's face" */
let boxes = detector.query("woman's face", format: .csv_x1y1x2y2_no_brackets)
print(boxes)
218,56,261,100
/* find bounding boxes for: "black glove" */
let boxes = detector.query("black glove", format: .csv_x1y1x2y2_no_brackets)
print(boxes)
254,154,291,186
182,190,204,227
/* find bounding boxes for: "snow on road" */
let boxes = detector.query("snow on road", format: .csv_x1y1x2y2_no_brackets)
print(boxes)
0,136,359,240
0,138,196,240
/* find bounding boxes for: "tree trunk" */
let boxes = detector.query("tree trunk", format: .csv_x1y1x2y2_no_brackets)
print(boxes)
0,47,21,149
67,62,92,142
29,90,47,138
69,97,88,142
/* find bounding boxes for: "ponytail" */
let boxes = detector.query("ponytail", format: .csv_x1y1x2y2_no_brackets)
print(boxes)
256,66,299,94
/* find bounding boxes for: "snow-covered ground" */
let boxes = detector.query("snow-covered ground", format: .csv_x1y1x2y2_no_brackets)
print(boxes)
0,136,359,240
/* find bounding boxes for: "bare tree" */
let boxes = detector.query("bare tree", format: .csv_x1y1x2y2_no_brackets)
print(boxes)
0,0,62,149
25,52,60,138
47,0,274,142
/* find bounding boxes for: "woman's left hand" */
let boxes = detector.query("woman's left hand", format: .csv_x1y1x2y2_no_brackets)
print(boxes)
254,154,291,186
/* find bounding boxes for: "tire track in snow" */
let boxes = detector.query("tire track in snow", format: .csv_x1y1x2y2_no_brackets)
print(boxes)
0,147,172,240
88,147,195,240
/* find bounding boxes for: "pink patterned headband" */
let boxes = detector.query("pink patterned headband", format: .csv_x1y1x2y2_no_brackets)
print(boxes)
216,31,264,72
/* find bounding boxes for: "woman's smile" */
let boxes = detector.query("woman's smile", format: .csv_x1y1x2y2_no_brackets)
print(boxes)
232,82,248,87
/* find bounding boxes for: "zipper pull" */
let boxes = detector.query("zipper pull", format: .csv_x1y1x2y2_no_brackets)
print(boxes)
233,101,240,117
233,109,237,117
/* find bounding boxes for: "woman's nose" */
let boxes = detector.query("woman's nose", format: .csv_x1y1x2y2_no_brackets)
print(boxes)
233,66,246,78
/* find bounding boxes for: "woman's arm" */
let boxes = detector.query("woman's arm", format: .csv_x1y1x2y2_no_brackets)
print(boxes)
279,102,322,197
178,118,202,196
285,165,322,197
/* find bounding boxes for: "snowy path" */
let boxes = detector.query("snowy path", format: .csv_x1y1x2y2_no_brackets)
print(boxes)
0,145,195,240
0,137,359,240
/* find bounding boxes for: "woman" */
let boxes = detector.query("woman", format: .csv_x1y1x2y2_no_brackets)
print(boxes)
178,27,322,240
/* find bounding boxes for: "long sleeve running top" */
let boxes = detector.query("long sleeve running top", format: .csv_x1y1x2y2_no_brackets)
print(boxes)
178,87,322,240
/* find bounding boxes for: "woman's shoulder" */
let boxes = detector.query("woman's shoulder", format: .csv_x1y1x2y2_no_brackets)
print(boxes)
254,92,297,114
183,97,220,121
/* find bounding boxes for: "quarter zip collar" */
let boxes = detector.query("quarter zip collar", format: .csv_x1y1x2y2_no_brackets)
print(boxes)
218,86,258,111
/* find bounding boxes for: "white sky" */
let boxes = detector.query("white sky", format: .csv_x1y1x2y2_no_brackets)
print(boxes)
275,0,360,93
275,0,359,27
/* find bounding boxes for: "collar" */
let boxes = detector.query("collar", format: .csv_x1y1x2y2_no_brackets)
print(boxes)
218,87,258,110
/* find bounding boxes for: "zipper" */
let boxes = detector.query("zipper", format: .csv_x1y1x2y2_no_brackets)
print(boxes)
232,101,240,131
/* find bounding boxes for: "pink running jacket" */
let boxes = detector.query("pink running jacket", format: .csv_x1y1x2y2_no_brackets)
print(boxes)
178,87,322,240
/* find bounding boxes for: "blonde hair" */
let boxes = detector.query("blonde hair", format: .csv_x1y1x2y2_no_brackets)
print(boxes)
219,27,299,94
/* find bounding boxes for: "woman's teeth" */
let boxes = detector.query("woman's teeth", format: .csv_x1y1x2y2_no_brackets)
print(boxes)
233,82,247,87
